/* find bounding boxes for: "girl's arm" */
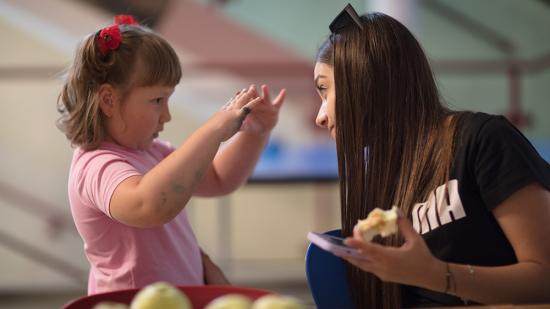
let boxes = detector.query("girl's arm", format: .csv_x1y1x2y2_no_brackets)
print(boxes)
108,90,261,228
342,182,550,304
194,84,286,196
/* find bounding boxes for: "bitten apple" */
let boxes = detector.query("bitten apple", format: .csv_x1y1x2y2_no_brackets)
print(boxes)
355,206,399,242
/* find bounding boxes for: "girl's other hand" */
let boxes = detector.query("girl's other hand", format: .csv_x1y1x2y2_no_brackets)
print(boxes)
201,250,231,285
240,84,286,136
207,85,262,142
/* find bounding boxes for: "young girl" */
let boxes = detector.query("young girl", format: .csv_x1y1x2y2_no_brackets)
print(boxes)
313,4,550,308
56,15,285,294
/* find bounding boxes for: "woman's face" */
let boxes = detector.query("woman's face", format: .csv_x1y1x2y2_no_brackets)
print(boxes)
314,62,336,139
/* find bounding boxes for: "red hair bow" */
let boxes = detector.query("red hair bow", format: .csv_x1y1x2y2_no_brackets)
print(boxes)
97,25,121,56
97,15,138,56
114,15,138,26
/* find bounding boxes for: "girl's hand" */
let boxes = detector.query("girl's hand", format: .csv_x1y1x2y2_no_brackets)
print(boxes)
201,250,231,285
207,85,262,142
340,213,444,289
240,84,286,136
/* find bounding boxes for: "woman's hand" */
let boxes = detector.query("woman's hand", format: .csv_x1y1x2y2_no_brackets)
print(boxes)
239,84,286,136
340,214,445,290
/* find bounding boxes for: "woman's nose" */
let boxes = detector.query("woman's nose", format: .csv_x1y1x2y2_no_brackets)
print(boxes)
315,102,328,128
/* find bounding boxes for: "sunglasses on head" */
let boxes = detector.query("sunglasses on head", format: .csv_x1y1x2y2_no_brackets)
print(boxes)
329,3,364,33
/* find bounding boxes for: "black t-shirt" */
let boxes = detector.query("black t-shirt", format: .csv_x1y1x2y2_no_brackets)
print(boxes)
402,112,550,307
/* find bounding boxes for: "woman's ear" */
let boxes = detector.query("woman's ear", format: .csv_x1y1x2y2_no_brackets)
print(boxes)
98,84,116,117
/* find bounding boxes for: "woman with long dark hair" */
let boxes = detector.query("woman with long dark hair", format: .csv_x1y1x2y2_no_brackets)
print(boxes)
314,4,550,308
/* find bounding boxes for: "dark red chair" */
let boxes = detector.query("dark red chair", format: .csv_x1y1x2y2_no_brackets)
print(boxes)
63,285,272,309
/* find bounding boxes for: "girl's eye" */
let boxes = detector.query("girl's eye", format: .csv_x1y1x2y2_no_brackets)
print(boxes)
152,98,163,105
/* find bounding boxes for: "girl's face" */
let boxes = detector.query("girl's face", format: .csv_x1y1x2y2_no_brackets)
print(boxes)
314,62,336,139
105,85,174,150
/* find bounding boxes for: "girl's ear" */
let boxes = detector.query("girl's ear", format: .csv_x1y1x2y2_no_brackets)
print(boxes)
98,84,117,117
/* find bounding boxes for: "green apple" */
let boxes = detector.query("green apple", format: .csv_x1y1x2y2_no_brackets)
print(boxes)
92,302,129,309
251,295,304,309
130,282,192,309
205,294,252,309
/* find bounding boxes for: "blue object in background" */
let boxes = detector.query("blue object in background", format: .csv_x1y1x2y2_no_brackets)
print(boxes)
250,140,338,183
251,138,549,183
532,139,550,163
305,229,354,309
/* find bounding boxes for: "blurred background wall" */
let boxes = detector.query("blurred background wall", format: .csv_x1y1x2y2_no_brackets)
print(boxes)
1,0,549,308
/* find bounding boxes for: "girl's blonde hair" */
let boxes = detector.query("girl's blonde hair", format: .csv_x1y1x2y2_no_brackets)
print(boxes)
57,24,181,150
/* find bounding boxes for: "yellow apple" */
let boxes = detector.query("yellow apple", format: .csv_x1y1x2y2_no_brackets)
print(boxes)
205,294,252,309
251,295,304,309
130,282,192,309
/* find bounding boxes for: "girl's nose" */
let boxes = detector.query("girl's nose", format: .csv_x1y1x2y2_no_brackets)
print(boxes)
315,102,328,128
161,104,171,123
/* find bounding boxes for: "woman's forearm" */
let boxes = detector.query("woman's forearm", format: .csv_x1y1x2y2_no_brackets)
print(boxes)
423,260,550,304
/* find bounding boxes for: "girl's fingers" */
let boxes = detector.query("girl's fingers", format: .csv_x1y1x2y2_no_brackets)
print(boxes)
261,85,272,104
261,85,286,109
234,88,246,103
235,85,258,109
221,101,231,111
248,84,258,98
239,97,262,120
272,88,286,109
244,96,263,110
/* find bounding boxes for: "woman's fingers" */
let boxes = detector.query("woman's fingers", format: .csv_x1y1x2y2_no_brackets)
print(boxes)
353,225,362,240
397,213,420,245
344,256,373,269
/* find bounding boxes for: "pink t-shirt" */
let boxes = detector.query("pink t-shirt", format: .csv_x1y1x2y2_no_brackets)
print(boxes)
68,140,203,294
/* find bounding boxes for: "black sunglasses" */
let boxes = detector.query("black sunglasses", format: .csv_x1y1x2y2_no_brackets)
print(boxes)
329,3,364,33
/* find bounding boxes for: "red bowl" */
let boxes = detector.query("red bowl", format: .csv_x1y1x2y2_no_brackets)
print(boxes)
63,285,272,309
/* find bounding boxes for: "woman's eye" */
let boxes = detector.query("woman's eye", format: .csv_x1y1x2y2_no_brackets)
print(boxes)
316,85,328,100
152,98,163,105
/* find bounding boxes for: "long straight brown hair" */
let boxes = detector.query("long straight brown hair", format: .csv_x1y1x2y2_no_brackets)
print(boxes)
317,13,461,309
